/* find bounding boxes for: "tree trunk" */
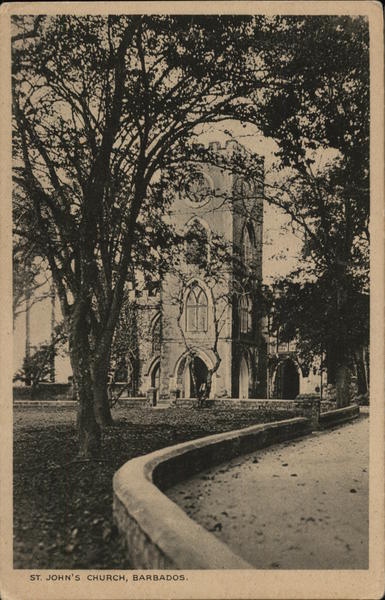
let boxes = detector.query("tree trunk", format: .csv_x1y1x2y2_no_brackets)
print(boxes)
205,370,213,399
326,342,337,385
93,366,114,427
188,356,198,398
75,374,101,458
25,282,31,386
328,325,351,407
50,285,56,382
91,337,114,426
69,299,101,458
333,260,351,408
354,348,368,395
335,363,351,408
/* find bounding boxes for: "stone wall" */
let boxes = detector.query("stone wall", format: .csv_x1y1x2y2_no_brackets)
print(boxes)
319,404,360,429
172,395,321,430
13,383,73,401
117,397,150,409
14,396,152,410
13,383,148,405
353,393,369,406
173,396,360,432
320,400,337,412
113,417,311,569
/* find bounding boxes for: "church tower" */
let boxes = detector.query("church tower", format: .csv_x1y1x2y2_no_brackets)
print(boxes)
139,140,266,403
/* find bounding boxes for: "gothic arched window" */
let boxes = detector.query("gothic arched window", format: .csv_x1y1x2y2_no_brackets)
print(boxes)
185,220,209,266
240,295,252,334
186,285,208,332
241,222,256,267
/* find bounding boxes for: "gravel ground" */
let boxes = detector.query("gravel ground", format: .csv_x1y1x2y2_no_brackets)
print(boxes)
168,415,369,569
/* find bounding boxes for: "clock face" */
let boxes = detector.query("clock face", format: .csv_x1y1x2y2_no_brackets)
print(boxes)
185,171,213,204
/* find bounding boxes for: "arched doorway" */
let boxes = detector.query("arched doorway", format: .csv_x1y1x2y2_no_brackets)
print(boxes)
239,356,249,399
150,360,160,404
274,358,300,399
184,356,208,398
174,350,215,398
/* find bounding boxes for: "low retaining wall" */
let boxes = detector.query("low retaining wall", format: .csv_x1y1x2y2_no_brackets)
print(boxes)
14,397,148,409
172,396,321,430
115,397,149,409
113,416,311,569
320,400,337,413
353,393,370,406
13,383,73,401
319,404,360,429
14,400,76,408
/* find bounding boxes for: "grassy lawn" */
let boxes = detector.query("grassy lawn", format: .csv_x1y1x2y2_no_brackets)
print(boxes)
14,404,291,569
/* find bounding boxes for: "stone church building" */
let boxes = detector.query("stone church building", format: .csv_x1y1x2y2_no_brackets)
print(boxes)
121,140,320,403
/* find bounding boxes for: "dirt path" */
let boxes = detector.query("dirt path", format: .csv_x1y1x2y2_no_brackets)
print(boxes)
167,415,369,569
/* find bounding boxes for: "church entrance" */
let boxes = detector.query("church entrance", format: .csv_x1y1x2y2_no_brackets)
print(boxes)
175,351,215,399
239,356,249,399
186,356,208,398
150,360,160,404
274,358,299,399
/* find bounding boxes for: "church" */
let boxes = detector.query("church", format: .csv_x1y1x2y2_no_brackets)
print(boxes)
114,140,320,404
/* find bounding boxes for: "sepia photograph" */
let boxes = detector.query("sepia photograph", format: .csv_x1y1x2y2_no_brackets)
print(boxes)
1,2,384,599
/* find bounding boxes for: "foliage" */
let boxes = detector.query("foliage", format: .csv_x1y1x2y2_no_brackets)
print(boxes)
108,296,140,402
15,344,56,389
253,16,370,401
14,321,67,389
271,276,369,369
258,16,369,170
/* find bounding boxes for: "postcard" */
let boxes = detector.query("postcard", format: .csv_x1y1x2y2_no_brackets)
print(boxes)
1,2,383,599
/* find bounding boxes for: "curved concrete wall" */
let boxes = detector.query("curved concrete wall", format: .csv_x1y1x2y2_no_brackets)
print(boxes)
113,417,311,569
319,404,360,429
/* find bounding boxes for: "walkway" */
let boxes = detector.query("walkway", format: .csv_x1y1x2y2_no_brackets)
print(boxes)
167,415,369,569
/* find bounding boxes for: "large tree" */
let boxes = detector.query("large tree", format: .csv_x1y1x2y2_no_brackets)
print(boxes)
12,14,273,456
252,16,369,405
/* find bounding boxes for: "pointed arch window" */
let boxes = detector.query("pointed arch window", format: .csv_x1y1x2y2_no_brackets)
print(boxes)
240,295,252,334
185,220,209,266
242,222,256,266
186,285,208,332
239,355,249,399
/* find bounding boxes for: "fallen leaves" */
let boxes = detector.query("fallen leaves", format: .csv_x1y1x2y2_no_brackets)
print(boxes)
14,405,285,569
